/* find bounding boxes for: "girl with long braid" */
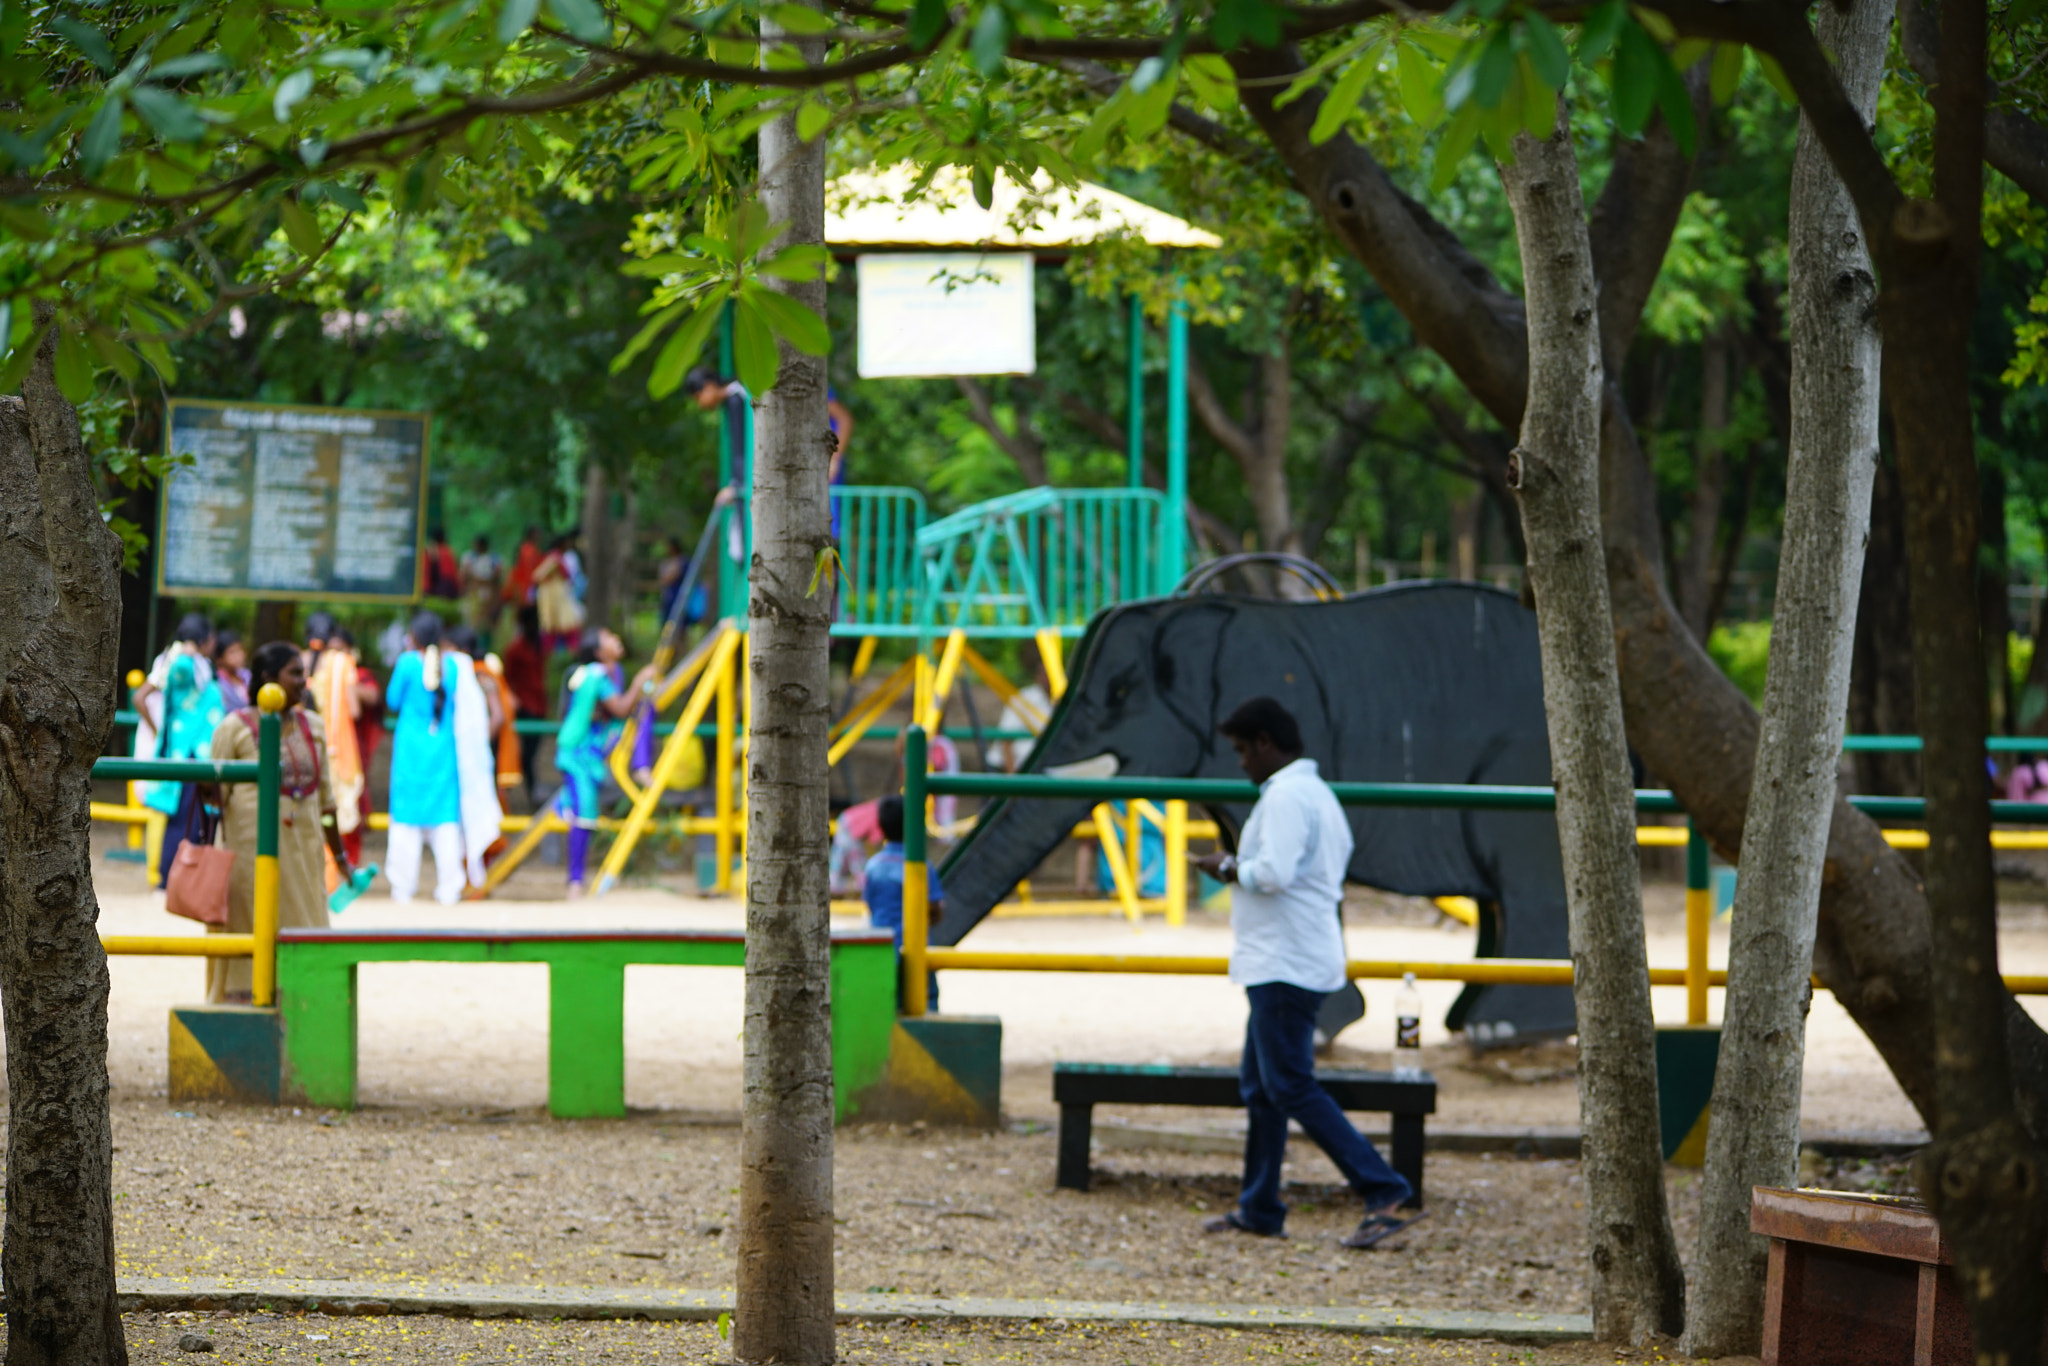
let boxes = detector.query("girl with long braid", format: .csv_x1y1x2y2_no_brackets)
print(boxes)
384,611,466,904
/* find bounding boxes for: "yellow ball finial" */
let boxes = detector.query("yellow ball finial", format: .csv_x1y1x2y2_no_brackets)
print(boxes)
257,683,288,714
125,670,145,689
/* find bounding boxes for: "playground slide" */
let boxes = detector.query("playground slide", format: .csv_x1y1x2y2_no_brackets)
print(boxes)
934,581,1578,1044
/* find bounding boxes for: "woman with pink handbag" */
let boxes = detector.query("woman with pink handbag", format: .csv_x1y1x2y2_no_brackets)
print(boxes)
200,642,357,1004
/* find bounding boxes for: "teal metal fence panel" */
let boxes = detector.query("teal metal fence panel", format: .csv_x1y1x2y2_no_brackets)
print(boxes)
915,488,1166,639
832,486,928,637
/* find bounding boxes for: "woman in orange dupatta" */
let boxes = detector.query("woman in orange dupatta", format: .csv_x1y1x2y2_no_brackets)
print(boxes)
310,640,365,875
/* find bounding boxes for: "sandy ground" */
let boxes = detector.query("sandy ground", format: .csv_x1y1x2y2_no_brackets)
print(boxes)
88,1311,1734,1365
85,824,2048,1136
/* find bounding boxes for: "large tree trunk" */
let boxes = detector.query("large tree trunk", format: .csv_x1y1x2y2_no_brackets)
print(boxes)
1878,0,2047,1350
1683,3,1890,1351
734,33,837,1366
1674,333,1730,643
1,319,128,1364
579,462,638,633
1224,36,2048,1152
1497,115,1686,1346
1849,452,1921,790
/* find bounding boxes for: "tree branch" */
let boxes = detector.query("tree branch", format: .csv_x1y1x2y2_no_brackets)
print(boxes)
1901,0,2048,206
954,378,1048,485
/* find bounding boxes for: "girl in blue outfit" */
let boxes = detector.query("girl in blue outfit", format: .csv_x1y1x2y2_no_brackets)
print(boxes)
141,614,225,887
556,628,655,897
384,612,466,905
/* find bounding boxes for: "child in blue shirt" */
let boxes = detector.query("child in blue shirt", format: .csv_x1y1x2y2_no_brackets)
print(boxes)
864,795,942,1011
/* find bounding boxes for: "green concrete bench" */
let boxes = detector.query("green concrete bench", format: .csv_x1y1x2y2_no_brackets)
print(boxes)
276,927,897,1119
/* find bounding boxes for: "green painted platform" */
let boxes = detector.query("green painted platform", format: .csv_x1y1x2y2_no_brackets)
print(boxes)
114,1277,1590,1342
275,928,898,1120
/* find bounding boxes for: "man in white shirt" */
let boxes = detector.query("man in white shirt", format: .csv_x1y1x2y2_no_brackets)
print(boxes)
1193,696,1422,1249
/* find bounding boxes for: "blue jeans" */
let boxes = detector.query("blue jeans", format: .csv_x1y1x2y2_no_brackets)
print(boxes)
1236,981,1412,1233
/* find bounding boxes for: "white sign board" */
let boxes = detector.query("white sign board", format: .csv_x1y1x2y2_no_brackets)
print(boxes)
856,253,1035,378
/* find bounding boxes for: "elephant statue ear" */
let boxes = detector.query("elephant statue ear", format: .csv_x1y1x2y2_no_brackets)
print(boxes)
1151,599,1237,744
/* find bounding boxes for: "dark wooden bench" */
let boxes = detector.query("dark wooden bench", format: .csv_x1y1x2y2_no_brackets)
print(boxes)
1052,1062,1435,1204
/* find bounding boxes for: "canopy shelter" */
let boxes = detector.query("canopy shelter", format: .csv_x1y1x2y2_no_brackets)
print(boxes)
709,166,1216,637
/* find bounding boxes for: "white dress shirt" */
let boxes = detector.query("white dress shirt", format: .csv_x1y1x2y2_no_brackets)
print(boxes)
1229,757,1354,992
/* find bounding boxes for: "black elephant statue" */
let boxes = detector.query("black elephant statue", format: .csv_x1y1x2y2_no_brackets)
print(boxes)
935,581,1577,1044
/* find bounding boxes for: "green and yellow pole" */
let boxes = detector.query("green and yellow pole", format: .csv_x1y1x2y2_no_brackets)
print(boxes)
902,725,930,1018
252,683,285,1008
1164,799,1188,927
1685,820,1711,1025
1162,300,1188,587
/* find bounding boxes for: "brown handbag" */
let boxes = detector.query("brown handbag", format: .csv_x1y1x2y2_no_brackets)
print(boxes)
165,799,234,926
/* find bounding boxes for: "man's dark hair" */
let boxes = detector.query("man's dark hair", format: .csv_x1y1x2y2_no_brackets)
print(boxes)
682,366,726,397
1219,696,1303,755
877,795,905,843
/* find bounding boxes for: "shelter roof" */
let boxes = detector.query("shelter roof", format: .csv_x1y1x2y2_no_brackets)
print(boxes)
825,163,1221,251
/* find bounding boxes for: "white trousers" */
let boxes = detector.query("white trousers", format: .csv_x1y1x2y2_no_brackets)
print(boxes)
386,822,466,905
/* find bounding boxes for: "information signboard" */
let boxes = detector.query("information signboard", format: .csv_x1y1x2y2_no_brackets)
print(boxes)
856,253,1035,378
157,399,430,601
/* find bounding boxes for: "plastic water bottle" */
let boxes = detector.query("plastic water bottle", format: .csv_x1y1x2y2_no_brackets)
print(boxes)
1393,971,1423,1080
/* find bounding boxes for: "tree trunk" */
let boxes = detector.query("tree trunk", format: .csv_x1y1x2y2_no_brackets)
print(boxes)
1850,451,1920,790
1881,0,2048,1350
1,318,129,1364
1682,4,1890,1351
1675,334,1730,643
1979,458,2011,733
1497,115,1686,1346
579,462,638,633
733,28,837,1365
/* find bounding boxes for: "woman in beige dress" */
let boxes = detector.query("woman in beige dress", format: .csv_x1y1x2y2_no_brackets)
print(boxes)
203,641,356,1003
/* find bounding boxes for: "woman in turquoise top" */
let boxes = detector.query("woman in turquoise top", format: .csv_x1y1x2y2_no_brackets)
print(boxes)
384,612,466,904
556,628,654,896
147,615,226,887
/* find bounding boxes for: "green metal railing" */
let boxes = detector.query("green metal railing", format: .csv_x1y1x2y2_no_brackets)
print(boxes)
833,486,928,638
920,771,2048,823
915,487,1168,640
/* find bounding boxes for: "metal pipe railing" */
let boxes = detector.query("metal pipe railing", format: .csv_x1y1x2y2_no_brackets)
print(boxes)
893,730,2048,1018
92,692,282,1001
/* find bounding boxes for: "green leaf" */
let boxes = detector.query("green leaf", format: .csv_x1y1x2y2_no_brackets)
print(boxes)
150,52,229,78
614,299,691,374
1470,27,1515,108
731,298,780,394
54,325,95,404
545,0,610,42
498,0,542,44
1310,53,1375,144
715,1312,733,1342
1126,67,1178,140
1430,101,1481,195
51,16,116,71
1209,0,1282,51
1479,94,1517,160
273,68,314,122
1576,0,1626,63
910,0,948,46
766,3,837,32
971,159,995,209
0,324,46,396
1754,52,1795,102
796,97,833,142
1610,21,1661,136
128,86,207,141
1396,42,1443,128
647,297,726,397
731,200,778,260
1656,56,1696,154
80,95,125,177
1182,54,1236,109
91,331,140,382
136,337,177,384
1073,84,1131,161
758,243,829,281
969,3,1008,75
1669,38,1711,71
745,284,831,355
1707,42,1745,104
1521,58,1556,136
278,198,326,257
1521,13,1570,92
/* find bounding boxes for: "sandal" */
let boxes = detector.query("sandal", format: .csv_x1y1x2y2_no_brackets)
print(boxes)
1341,1207,1429,1249
1202,1211,1285,1238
